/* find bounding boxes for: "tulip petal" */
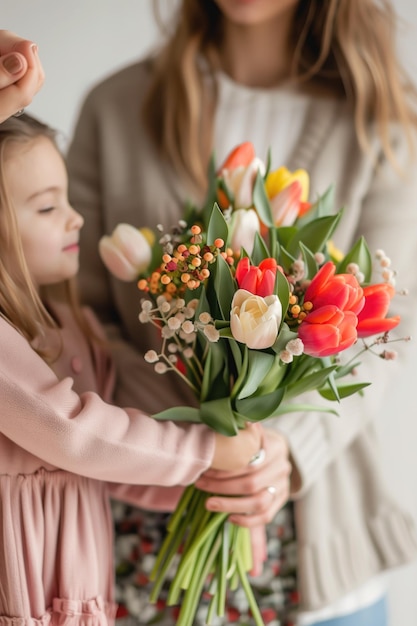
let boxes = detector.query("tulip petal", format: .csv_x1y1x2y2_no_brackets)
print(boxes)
219,141,256,171
99,237,139,281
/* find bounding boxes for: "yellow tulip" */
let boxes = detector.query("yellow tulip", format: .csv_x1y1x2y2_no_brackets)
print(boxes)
265,166,309,203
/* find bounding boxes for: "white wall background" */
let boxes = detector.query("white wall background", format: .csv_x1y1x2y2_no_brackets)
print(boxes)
2,2,417,624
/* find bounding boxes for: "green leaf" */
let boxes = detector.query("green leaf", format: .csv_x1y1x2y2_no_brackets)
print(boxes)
268,226,280,260
152,406,202,423
285,365,338,398
201,156,217,227
296,185,335,227
250,231,271,265
237,351,276,399
207,203,229,247
230,345,249,400
200,397,239,435
277,245,296,274
252,170,273,227
337,236,372,283
235,387,286,421
276,226,297,249
256,353,287,394
319,382,371,401
287,211,343,258
201,342,230,402
271,402,340,417
275,268,290,318
214,254,236,320
299,241,319,280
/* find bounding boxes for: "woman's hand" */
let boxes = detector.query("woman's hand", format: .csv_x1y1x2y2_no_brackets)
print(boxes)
197,428,292,526
0,30,44,122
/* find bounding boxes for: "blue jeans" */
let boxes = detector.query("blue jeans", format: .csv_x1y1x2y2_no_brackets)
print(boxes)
308,596,388,626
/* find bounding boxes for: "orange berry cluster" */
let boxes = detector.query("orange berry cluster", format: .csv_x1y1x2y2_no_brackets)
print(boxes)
138,225,228,299
285,293,313,328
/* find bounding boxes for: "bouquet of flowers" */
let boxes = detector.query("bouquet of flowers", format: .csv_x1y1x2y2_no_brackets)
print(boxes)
99,142,402,626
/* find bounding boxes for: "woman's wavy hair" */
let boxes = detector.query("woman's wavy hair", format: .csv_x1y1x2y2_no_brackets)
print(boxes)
0,114,89,360
143,0,417,193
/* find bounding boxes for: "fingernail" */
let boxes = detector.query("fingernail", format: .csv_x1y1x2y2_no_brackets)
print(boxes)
2,53,24,75
30,44,38,55
206,499,220,511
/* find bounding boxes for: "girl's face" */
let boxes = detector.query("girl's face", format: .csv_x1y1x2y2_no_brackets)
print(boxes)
213,0,298,26
4,136,84,288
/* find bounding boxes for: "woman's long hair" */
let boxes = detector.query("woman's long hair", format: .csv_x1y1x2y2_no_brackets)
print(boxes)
143,0,417,192
0,114,91,360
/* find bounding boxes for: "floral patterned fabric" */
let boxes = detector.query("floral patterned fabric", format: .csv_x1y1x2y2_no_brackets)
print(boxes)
112,500,299,626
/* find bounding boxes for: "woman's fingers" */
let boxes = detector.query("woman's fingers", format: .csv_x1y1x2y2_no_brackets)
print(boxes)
0,31,44,122
249,525,267,576
204,463,291,525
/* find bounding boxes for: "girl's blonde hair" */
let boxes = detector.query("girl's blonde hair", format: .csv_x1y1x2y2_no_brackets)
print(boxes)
143,0,417,192
0,114,89,360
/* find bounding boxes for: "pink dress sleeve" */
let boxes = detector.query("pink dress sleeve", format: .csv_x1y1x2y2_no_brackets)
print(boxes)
0,317,215,486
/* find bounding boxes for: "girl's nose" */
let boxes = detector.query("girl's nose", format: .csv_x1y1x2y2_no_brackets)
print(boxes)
67,205,84,230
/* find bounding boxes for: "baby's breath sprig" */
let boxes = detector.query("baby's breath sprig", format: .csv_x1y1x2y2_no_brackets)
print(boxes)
139,295,220,391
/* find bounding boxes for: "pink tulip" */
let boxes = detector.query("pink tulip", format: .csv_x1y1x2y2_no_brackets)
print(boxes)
356,283,400,338
99,223,153,281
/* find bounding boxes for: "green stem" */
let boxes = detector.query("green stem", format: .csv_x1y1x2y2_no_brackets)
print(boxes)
167,512,228,604
216,522,230,616
236,554,265,626
149,485,194,582
176,532,223,626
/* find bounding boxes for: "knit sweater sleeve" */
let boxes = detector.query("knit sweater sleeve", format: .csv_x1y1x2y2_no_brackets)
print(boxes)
0,317,215,485
275,124,417,498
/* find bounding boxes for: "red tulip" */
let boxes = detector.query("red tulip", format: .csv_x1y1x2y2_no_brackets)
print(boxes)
356,283,400,338
298,306,358,357
235,257,279,297
298,262,365,357
304,261,365,315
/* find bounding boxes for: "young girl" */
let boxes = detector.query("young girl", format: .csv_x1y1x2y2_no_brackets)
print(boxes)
0,113,262,625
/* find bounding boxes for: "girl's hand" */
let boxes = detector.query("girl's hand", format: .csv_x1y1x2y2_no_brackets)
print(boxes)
197,428,292,526
210,423,262,472
0,30,45,122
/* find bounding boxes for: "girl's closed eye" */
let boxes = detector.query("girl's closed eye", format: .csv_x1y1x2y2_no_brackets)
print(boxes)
38,206,55,214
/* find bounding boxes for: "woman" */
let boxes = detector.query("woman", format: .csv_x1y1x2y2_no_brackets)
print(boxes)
67,1,417,624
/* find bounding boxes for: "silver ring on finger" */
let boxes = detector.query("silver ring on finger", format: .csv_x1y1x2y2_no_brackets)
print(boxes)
248,447,266,466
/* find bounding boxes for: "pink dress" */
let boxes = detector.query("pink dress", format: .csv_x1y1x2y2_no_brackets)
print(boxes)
0,304,215,626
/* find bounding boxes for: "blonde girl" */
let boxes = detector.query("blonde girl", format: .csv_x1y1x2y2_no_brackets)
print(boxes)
0,113,261,626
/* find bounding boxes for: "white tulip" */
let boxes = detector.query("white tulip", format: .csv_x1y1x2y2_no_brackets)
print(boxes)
99,223,153,281
230,209,260,255
222,157,265,209
230,289,282,349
